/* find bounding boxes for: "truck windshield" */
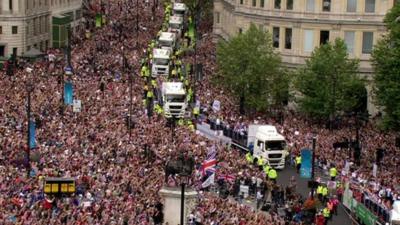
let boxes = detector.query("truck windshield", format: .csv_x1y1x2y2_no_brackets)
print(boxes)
265,141,286,151
154,58,169,65
159,40,172,48
169,23,181,29
166,95,185,102
173,10,185,16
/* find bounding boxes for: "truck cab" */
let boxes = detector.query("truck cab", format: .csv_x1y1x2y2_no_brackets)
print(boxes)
168,15,184,37
151,48,171,77
158,32,176,52
161,82,187,118
173,3,187,17
248,125,288,169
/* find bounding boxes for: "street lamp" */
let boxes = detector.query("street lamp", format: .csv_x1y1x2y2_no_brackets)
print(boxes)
310,136,317,199
26,67,34,178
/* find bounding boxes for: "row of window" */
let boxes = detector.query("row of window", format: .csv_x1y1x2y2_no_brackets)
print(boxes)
238,26,374,54
241,0,378,13
0,26,19,34
2,0,76,11
0,40,49,57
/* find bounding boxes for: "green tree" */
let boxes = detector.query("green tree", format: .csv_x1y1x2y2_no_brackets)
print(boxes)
295,38,364,121
371,4,400,130
216,24,286,112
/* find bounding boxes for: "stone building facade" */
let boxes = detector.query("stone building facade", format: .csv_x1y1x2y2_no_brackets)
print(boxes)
213,0,399,115
0,0,82,58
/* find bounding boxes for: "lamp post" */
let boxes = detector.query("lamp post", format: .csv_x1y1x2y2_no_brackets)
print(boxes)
310,136,316,199
26,67,34,178
177,154,194,225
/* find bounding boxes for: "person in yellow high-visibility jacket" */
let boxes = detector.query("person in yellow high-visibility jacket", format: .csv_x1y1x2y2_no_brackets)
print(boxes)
322,186,329,203
245,152,253,164
193,107,200,118
171,68,177,77
268,168,278,183
257,157,264,167
263,164,270,175
187,120,195,131
317,185,324,202
295,155,302,173
323,206,330,221
151,79,157,88
146,90,154,99
329,165,337,181
187,88,193,102
177,119,184,126
141,65,148,77
154,104,163,115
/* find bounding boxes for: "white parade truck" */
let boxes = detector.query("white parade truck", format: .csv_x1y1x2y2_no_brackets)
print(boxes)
151,48,171,77
158,32,177,52
232,125,289,169
168,15,184,37
161,82,187,118
173,3,187,17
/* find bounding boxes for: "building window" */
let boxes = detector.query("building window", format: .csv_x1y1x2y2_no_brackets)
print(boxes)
362,32,374,54
238,28,243,34
274,0,281,9
304,30,314,52
344,31,355,54
27,46,31,51
252,0,256,7
322,0,331,12
306,0,315,12
286,0,293,10
285,28,292,49
216,12,220,23
320,30,329,45
240,0,243,4
12,26,18,34
12,48,17,56
45,40,49,49
0,46,4,57
273,27,280,48
260,0,265,7
347,0,357,12
365,0,375,12
9,0,13,10
0,26,2,34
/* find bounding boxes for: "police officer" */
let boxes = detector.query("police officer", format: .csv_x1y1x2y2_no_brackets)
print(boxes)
187,120,195,131
257,157,264,170
329,164,337,181
322,206,330,225
317,184,324,202
268,168,278,184
295,155,302,173
151,79,157,88
245,152,253,164
193,106,200,116
263,163,270,175
322,185,329,204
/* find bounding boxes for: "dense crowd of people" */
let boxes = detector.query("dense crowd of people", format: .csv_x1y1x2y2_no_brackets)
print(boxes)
0,0,399,225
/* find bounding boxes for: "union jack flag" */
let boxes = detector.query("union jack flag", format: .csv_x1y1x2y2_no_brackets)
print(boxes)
201,147,217,176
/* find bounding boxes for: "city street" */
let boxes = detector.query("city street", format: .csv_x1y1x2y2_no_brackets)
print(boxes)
197,122,355,225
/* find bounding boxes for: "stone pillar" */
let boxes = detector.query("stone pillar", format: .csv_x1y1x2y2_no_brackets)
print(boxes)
159,186,198,225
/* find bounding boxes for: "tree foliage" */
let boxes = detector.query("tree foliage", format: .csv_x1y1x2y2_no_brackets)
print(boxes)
295,38,364,120
216,24,287,112
372,4,400,130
